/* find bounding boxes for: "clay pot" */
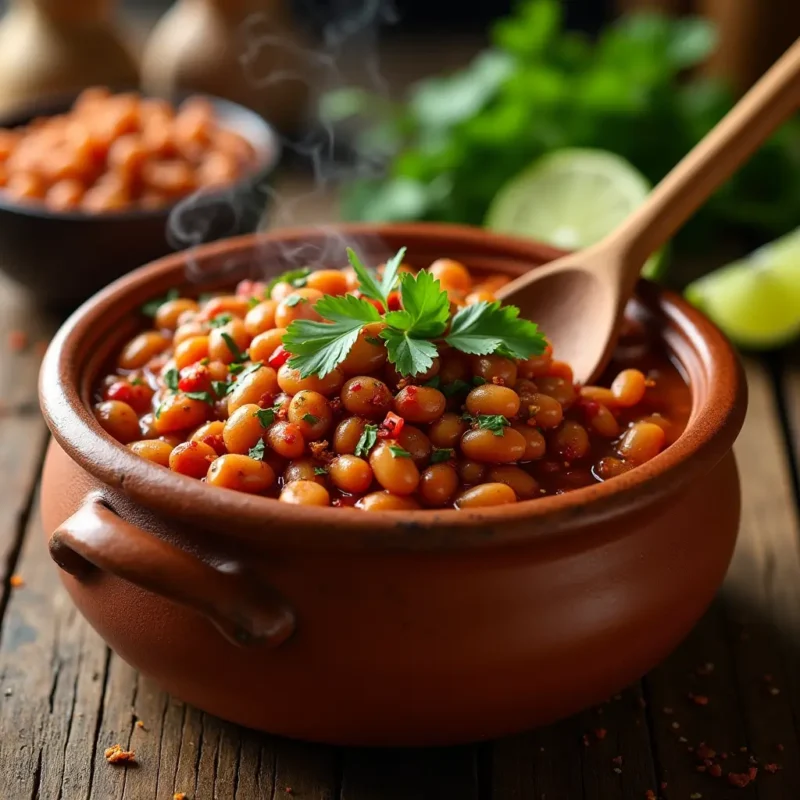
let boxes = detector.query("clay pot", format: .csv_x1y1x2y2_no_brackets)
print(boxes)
39,224,746,746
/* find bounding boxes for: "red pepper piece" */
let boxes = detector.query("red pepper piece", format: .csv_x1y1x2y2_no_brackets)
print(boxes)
382,411,405,437
268,345,291,369
387,291,402,311
178,364,211,393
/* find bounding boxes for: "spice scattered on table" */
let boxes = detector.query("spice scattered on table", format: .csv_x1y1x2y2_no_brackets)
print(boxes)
9,574,24,588
104,744,136,764
7,330,28,352
689,693,709,706
709,764,722,778
173,794,187,800
135,719,145,729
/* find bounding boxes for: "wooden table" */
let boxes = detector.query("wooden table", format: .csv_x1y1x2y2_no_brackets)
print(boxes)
1,178,800,800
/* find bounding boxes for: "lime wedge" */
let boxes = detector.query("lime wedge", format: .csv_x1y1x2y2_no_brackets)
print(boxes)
685,227,800,349
485,149,665,279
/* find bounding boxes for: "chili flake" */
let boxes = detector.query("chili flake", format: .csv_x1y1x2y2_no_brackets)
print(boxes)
764,763,781,773
135,720,145,729
268,344,291,369
611,755,623,766
104,744,136,764
645,791,656,800
696,744,716,759
595,728,607,740
727,771,752,788
689,693,709,706
709,764,722,778
173,794,187,800
381,411,405,438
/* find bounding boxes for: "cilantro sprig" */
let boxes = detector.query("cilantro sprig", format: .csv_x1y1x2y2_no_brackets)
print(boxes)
282,247,546,379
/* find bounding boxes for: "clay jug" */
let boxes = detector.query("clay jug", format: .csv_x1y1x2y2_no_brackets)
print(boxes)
0,0,139,115
141,0,310,135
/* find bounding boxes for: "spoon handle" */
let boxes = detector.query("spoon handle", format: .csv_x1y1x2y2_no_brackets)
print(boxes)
609,36,800,275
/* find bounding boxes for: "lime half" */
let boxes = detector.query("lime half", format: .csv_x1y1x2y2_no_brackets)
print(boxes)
685,227,800,349
485,149,665,279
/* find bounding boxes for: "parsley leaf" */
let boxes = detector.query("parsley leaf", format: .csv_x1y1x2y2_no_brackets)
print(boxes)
346,248,386,308
442,379,470,397
184,391,214,404
431,447,455,464
354,423,379,457
379,246,407,299
164,367,180,393
477,414,511,436
248,440,266,460
313,466,328,476
284,294,305,308
209,313,233,328
221,332,245,361
141,288,179,318
446,301,546,360
381,329,439,377
283,294,380,378
212,380,233,397
389,444,412,459
254,407,277,427
266,267,310,298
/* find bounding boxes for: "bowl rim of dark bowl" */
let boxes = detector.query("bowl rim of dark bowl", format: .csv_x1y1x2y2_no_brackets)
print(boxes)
39,222,747,552
0,90,281,221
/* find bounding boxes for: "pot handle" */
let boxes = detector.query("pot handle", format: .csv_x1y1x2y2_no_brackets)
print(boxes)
49,496,295,648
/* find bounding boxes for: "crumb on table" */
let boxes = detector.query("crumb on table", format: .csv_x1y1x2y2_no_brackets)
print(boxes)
173,793,187,800
104,744,136,764
9,575,24,588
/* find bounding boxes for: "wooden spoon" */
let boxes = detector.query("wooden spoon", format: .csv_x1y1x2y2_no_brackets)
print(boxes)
496,37,800,385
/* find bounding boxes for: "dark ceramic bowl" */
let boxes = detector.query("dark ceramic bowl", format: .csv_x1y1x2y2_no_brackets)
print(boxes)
0,92,280,310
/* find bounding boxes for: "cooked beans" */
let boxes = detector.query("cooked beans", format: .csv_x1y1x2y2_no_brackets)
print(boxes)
99,258,684,510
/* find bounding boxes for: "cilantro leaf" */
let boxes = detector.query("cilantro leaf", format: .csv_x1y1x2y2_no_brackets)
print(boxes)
266,267,310,298
209,313,233,328
283,294,380,378
389,444,412,459
248,440,266,460
431,447,455,464
346,248,385,308
380,328,438,377
184,391,214,404
254,407,277,427
141,288,179,318
220,332,245,361
164,367,180,393
378,247,407,299
446,301,546,359
477,414,510,436
354,423,379,457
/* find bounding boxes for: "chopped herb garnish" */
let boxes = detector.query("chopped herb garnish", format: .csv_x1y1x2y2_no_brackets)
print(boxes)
209,313,233,328
247,296,260,309
154,401,165,420
141,288,179,318
477,414,511,436
431,447,455,464
164,367,180,393
248,440,266,460
443,379,470,397
212,380,234,398
234,361,263,381
472,376,487,386
284,294,305,308
388,444,412,459
423,375,441,389
314,466,328,476
130,378,144,386
254,407,277,428
220,332,245,361
302,413,320,425
184,391,214,404
354,423,379,457
228,362,246,375
266,267,311,298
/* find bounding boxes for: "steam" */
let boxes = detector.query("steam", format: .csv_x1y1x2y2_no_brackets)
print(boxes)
168,0,400,285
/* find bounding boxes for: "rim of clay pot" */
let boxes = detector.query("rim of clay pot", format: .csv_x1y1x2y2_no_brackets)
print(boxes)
39,223,747,552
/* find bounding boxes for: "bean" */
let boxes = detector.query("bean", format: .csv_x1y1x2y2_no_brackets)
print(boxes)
288,390,332,438
206,360,229,382
550,420,590,461
397,425,432,467
611,369,647,407
429,258,472,293
249,328,287,362
190,420,226,455
128,439,173,466
339,323,387,376
428,412,467,448
153,394,209,435
465,290,496,304
174,335,210,369
328,455,373,494
118,331,170,370
333,417,366,455
174,321,206,346
384,357,440,390
369,440,420,495
208,318,250,364
139,413,158,439
466,384,520,417
222,403,265,454
394,385,446,424
457,459,487,485
518,344,553,379
455,483,517,509
514,379,539,405
584,402,620,438
487,465,540,499
155,298,199,331
169,440,218,478
227,365,279,415
45,179,84,210
355,491,421,511
592,456,633,482
266,421,306,460
511,423,546,460
419,464,459,507
244,300,278,336
277,365,344,397
580,386,618,407
284,458,327,486
460,427,526,463
471,355,517,386
545,361,574,383
104,379,154,414
523,393,562,429
536,377,577,408
341,376,392,418
274,287,324,328
617,422,665,465
306,269,349,295
94,400,140,444
206,454,275,494
201,294,252,321
438,352,470,385
280,480,330,506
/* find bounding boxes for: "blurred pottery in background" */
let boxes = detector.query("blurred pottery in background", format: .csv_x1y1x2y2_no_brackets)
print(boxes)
141,0,310,135
0,0,139,116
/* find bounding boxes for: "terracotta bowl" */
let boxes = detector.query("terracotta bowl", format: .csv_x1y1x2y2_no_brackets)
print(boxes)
39,223,747,747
